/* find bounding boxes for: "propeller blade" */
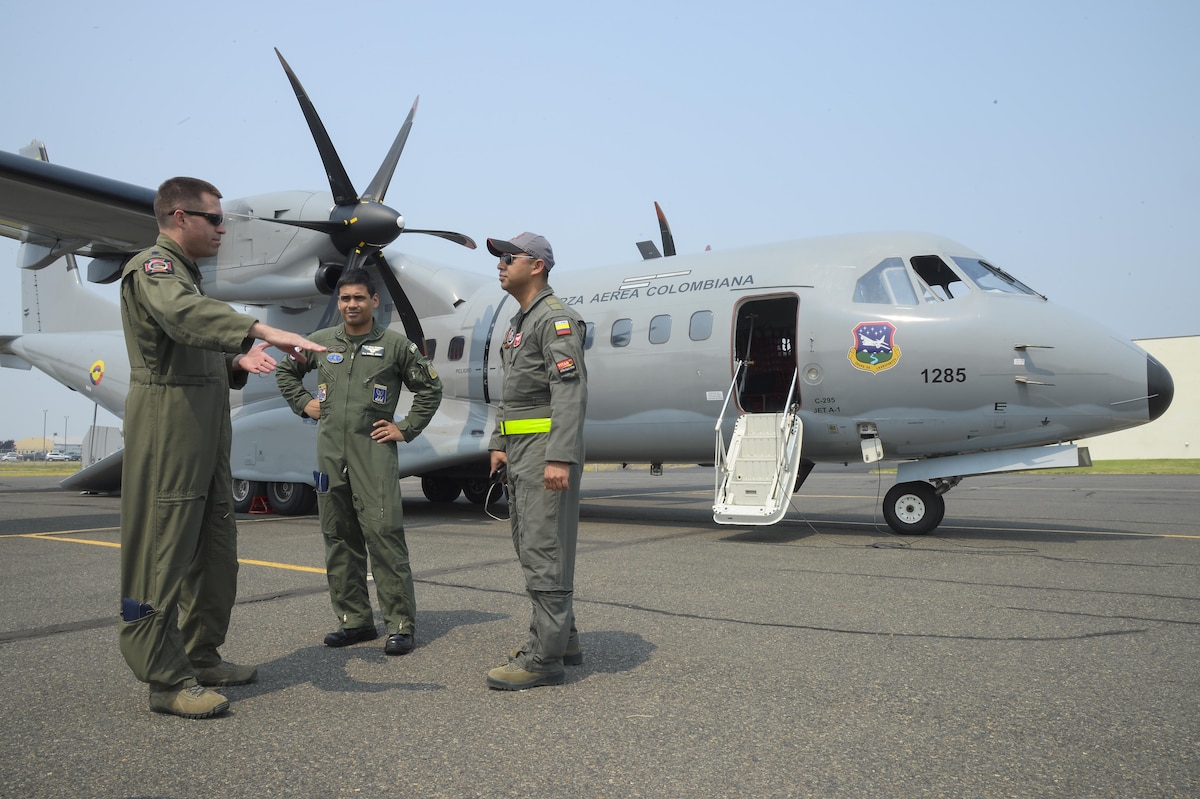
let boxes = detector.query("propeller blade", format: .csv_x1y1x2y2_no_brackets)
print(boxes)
374,252,427,352
257,216,342,234
655,201,676,257
313,293,341,333
275,48,359,206
361,97,418,204
403,229,478,249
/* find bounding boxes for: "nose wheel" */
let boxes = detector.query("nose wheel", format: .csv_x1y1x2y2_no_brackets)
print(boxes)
882,481,945,535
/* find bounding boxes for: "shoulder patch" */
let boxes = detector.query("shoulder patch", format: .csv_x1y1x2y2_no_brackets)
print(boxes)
553,318,573,336
142,257,174,275
555,357,578,378
543,296,565,311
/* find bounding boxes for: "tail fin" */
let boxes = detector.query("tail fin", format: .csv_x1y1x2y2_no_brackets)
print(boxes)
19,247,119,334
16,140,119,334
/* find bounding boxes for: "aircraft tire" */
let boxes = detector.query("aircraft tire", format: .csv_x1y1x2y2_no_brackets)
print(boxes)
268,481,317,516
421,477,461,503
232,479,265,514
882,481,945,535
462,479,492,505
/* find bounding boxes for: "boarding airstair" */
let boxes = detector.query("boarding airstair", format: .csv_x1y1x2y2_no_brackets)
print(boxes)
712,362,804,526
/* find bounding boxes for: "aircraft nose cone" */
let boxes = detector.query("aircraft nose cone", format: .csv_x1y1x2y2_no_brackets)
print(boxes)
1147,354,1174,421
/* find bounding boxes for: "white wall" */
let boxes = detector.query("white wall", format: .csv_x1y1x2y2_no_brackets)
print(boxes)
1078,336,1198,460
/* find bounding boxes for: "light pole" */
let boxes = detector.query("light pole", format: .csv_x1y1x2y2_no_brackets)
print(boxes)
42,409,47,458
64,416,69,453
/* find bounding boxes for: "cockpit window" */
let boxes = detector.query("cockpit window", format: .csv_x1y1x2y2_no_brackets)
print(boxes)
853,258,920,306
950,256,1042,297
910,255,970,301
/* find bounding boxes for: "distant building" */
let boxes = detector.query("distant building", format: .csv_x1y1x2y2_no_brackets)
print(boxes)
14,436,54,455
1078,335,1198,460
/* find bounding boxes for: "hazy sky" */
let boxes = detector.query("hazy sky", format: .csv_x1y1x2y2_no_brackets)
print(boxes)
1,1,1197,443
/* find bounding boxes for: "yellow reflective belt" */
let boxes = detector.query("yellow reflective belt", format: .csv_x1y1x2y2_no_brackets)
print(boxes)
500,418,552,435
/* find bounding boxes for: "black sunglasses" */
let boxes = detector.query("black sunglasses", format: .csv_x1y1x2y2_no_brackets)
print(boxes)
499,253,535,266
179,209,225,226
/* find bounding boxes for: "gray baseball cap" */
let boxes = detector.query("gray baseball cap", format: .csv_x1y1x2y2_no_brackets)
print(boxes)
486,232,555,270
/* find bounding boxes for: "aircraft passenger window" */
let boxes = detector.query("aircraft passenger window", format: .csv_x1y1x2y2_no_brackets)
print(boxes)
584,322,595,351
853,258,919,306
950,256,1041,296
649,315,671,344
910,255,970,301
447,336,465,361
689,310,713,341
611,319,633,348
423,339,437,360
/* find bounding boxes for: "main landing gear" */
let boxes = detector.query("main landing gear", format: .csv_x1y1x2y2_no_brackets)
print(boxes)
232,479,317,515
420,476,495,505
881,477,960,536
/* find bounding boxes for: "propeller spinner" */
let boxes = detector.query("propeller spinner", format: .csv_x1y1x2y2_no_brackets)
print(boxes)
268,48,476,347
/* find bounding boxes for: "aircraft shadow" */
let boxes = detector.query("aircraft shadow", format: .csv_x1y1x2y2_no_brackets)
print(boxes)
720,515,1154,546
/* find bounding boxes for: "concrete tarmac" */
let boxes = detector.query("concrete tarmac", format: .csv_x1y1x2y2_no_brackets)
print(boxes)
1,466,1198,798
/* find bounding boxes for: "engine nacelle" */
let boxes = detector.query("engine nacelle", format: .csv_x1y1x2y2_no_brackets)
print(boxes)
197,190,342,305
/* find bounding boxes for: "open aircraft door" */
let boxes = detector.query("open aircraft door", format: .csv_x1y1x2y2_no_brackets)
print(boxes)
733,295,800,413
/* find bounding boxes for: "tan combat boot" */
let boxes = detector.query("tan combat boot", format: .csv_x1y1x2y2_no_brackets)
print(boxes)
486,662,566,690
149,683,230,719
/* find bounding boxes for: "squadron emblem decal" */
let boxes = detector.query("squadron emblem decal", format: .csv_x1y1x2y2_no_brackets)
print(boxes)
848,321,901,374
89,359,105,386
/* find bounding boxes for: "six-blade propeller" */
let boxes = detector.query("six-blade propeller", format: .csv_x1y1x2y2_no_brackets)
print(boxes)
268,48,476,349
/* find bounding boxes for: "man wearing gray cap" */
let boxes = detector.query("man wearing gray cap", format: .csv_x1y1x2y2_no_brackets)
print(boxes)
486,232,588,690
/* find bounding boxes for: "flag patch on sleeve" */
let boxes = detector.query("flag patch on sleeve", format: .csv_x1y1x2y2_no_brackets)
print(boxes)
554,319,572,336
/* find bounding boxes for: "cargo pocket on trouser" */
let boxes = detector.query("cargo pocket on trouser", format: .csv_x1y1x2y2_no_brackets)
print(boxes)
118,607,192,686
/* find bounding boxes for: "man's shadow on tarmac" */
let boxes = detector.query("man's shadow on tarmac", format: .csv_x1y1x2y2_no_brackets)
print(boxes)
231,608,500,698
231,609,655,698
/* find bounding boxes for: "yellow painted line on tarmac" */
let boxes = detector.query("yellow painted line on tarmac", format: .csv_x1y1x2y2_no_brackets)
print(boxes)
16,532,327,573
20,533,119,548
237,557,326,575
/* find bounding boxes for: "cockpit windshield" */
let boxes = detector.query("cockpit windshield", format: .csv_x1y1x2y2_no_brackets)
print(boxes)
950,256,1042,297
854,253,1045,307
852,257,921,306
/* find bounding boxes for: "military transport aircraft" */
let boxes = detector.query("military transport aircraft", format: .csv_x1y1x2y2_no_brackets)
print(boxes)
0,51,1174,535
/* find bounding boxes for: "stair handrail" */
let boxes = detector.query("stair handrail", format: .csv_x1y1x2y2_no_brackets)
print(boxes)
713,360,747,504
715,359,746,432
765,368,802,501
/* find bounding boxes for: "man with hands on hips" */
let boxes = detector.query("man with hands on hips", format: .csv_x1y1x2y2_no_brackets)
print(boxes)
276,267,442,657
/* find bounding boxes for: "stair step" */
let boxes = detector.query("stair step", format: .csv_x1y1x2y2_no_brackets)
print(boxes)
715,409,804,526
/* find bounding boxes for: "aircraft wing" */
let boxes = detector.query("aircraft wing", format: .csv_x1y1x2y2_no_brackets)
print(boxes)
59,448,124,494
0,149,156,258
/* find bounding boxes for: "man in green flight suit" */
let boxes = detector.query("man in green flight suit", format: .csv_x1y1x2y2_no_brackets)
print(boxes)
276,268,442,656
485,232,588,690
119,177,325,720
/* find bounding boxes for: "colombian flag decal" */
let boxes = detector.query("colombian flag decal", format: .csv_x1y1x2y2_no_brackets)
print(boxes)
89,360,105,386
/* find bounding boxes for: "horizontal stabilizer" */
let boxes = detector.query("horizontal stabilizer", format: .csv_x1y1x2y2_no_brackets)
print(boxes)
0,338,33,369
60,448,123,493
637,240,662,260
